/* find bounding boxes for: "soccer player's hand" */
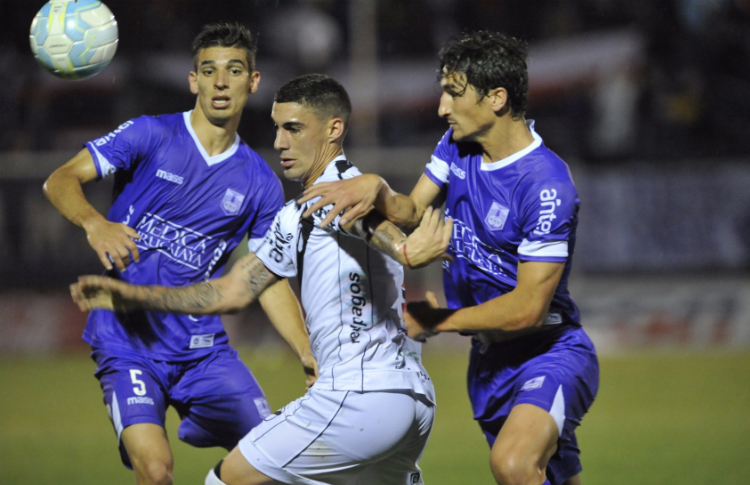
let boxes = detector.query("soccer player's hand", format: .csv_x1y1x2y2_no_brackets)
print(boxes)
70,275,138,312
300,352,319,389
403,207,453,268
84,219,140,272
404,291,455,342
298,174,384,227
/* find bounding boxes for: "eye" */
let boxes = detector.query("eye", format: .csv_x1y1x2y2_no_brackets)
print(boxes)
230,68,243,75
202,68,214,76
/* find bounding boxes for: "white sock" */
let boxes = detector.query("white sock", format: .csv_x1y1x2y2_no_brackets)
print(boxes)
205,467,228,485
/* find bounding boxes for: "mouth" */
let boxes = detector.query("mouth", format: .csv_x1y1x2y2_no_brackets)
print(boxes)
280,158,295,169
212,95,230,109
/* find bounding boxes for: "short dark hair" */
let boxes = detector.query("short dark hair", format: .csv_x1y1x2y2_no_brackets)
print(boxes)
439,31,529,118
274,74,352,130
191,23,257,71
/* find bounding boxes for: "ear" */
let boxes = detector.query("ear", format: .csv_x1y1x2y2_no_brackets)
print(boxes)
248,71,261,94
488,87,508,114
328,118,346,143
189,71,198,95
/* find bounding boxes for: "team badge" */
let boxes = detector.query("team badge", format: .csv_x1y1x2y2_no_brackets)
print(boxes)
485,201,509,231
222,188,245,216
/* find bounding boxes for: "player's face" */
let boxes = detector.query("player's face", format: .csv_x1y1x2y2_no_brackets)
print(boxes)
189,47,260,126
438,72,496,142
272,102,332,186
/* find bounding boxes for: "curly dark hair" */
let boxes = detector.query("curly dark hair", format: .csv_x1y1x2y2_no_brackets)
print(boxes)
439,31,529,118
191,22,257,71
274,74,352,131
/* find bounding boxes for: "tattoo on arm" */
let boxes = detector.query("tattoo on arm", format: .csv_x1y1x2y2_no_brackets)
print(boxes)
366,220,407,263
131,281,224,314
240,253,279,300
128,254,278,314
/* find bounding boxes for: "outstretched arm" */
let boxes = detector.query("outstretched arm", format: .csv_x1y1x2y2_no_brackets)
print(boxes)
257,279,318,387
70,252,280,315
346,206,452,269
404,261,565,341
299,173,442,230
44,148,141,271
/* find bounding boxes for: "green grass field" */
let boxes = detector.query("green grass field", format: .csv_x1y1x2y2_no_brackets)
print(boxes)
2,347,749,484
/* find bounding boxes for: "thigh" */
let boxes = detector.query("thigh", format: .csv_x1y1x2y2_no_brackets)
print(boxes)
239,389,433,485
171,347,271,450
468,328,599,484
93,350,170,467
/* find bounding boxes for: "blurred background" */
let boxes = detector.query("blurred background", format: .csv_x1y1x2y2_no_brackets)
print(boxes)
1,0,750,484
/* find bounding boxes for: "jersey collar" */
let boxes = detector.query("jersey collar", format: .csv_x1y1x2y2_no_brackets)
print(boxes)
318,154,350,183
480,120,542,172
183,111,240,166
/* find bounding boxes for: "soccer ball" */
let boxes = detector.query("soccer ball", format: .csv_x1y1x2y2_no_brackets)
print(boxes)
29,0,118,80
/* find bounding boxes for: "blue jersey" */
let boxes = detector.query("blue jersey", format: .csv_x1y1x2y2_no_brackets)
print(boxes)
424,122,581,327
83,111,284,360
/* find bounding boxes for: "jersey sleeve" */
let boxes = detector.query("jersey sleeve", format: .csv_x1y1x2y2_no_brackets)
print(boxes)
247,172,285,252
424,130,454,189
517,178,579,263
84,116,156,180
255,201,300,278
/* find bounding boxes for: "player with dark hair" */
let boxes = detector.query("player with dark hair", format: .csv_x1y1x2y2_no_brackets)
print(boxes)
44,23,315,485
71,73,452,485
299,31,600,485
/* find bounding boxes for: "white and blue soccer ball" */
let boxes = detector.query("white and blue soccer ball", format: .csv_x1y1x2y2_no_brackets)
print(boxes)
29,0,118,80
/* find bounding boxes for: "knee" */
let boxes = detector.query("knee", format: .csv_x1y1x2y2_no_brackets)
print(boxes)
132,456,174,485
490,451,546,485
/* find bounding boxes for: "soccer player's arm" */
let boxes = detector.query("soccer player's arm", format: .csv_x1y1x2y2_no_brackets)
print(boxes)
407,261,564,338
43,148,140,271
300,173,443,231
70,251,280,315
257,280,317,385
342,205,452,269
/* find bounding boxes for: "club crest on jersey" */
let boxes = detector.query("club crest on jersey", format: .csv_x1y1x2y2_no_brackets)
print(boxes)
222,188,245,216
485,201,509,231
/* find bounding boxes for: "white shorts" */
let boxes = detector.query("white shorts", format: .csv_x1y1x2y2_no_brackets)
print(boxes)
238,387,435,485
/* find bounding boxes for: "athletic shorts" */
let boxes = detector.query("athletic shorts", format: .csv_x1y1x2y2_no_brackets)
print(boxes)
238,387,435,485
467,325,599,485
92,346,271,468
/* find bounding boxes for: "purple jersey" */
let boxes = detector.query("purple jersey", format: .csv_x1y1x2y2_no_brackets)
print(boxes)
83,111,284,360
424,122,581,327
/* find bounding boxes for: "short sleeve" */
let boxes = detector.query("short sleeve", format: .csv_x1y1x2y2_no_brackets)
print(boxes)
424,130,454,189
517,179,579,263
84,116,155,180
255,201,300,278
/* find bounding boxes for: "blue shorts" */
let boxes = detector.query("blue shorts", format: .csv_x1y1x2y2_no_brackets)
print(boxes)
92,346,271,468
467,325,599,485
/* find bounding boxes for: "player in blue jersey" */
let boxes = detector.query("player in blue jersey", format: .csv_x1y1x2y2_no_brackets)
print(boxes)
299,31,600,485
43,23,315,485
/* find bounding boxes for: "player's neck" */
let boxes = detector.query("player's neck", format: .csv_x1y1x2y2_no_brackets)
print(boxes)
479,116,533,164
303,145,344,189
190,108,240,157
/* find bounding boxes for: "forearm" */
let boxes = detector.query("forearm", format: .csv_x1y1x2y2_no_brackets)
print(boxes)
374,182,423,231
435,289,551,334
258,279,312,359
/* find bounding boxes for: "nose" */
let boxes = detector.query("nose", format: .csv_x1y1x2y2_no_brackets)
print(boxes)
273,130,286,151
438,93,451,118
215,69,228,89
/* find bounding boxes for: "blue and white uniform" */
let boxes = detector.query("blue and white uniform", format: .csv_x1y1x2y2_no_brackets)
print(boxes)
425,123,599,485
236,157,435,485
85,112,283,467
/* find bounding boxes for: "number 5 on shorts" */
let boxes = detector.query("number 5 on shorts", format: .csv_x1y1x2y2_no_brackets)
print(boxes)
130,369,147,396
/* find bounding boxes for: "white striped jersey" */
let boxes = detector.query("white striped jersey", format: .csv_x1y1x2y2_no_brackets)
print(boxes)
255,155,435,400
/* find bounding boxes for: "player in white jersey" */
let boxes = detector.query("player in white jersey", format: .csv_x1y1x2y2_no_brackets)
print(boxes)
299,32,599,485
44,24,315,485
70,74,452,485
